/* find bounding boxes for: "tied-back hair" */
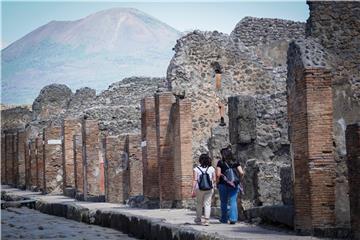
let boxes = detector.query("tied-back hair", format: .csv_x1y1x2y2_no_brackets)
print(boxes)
220,146,234,163
199,153,212,168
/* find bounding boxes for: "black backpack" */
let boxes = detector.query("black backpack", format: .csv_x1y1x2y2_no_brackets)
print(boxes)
197,166,213,191
223,162,240,187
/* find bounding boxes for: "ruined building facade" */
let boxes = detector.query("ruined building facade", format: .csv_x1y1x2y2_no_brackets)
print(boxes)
1,1,359,238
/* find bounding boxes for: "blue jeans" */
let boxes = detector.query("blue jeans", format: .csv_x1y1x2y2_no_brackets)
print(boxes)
218,184,239,223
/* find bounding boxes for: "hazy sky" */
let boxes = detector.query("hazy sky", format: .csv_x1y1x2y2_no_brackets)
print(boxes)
1,1,309,48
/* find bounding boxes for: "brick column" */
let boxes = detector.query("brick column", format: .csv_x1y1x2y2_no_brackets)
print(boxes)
30,139,37,189
172,99,193,204
36,136,45,191
62,119,82,190
104,135,129,203
5,132,15,185
73,135,84,196
44,125,63,193
17,130,26,188
155,92,175,207
1,133,6,184
141,96,159,199
13,132,19,187
288,67,335,233
128,134,143,197
82,119,104,200
346,123,360,239
25,140,31,189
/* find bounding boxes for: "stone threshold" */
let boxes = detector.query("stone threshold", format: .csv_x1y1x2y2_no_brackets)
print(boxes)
1,186,326,240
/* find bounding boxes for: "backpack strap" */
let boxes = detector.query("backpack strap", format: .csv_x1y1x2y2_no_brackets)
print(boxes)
204,166,209,173
196,166,204,174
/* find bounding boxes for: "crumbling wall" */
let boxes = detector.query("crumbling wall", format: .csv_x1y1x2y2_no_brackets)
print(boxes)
0,107,32,130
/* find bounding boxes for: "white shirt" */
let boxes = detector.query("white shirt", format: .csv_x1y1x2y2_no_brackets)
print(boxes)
193,165,215,189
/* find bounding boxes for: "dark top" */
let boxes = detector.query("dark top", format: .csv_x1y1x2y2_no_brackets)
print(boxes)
216,160,240,185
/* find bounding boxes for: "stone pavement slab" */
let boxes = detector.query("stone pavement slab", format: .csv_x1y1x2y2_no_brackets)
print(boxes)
1,186,326,240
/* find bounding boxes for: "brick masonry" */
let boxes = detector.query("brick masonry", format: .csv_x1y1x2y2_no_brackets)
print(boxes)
25,138,31,189
44,125,63,193
5,132,15,185
128,134,143,197
345,123,360,240
30,139,37,189
17,131,26,188
36,136,45,191
172,99,193,203
1,133,5,184
141,96,159,199
287,67,336,233
73,134,84,194
82,119,104,198
62,119,82,189
155,92,175,207
104,135,129,203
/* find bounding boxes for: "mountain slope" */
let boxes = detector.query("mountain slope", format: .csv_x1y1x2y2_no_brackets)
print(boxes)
2,8,181,104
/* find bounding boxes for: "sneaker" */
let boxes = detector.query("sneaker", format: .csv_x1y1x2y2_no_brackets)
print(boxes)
194,218,202,225
229,221,236,225
203,219,210,226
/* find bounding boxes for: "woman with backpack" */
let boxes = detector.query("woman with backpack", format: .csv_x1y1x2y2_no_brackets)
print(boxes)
191,153,216,226
216,147,244,224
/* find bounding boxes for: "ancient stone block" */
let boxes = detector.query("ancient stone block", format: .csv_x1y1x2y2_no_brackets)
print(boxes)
141,96,159,199
228,95,256,145
346,123,360,240
104,135,129,203
44,125,63,194
62,119,82,190
155,92,175,207
128,134,143,197
82,119,103,198
17,131,26,188
287,64,336,233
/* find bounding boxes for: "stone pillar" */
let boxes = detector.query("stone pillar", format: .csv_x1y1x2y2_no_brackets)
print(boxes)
62,119,82,191
346,123,360,239
13,132,19,187
17,131,26,189
1,133,6,184
141,96,159,199
104,135,129,203
172,98,193,205
36,136,45,191
5,132,15,185
155,92,175,207
128,134,143,197
82,119,104,200
30,139,37,189
288,67,335,233
73,135,84,196
44,125,63,194
25,140,31,189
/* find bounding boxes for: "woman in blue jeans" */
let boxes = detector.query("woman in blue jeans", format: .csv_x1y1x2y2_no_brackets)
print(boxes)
216,147,244,224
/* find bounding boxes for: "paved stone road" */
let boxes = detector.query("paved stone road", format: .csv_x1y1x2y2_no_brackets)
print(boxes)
1,207,136,240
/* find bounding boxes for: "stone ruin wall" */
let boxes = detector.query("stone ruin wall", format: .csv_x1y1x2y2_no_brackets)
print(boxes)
167,17,305,207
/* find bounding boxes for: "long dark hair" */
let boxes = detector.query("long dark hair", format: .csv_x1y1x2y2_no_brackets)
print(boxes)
220,146,234,163
199,154,212,168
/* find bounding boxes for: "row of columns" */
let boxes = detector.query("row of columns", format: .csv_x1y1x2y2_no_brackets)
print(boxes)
2,92,193,207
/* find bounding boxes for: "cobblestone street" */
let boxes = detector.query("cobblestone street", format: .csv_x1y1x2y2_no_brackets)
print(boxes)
1,207,136,240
